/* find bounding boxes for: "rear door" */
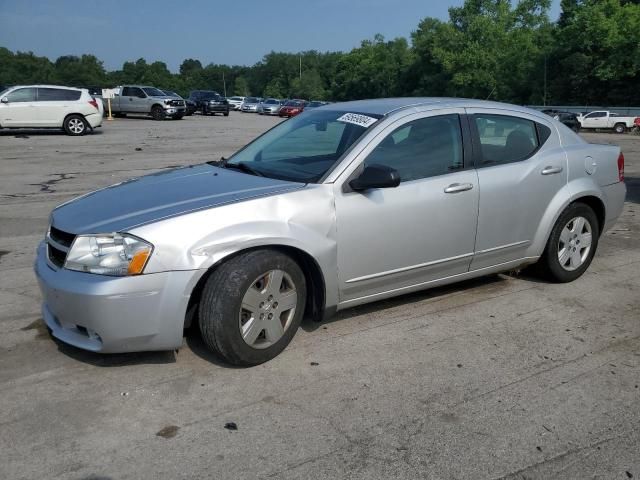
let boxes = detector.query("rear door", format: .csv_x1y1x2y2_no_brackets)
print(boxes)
466,109,567,270
0,87,37,126
36,88,82,126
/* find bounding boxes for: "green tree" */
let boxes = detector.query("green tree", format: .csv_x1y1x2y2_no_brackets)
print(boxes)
234,76,250,96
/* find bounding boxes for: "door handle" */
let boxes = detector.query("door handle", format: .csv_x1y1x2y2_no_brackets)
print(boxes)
444,183,474,193
541,166,563,175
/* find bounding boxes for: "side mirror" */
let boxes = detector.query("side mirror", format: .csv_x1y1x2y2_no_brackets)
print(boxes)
1,97,8,104
349,164,401,191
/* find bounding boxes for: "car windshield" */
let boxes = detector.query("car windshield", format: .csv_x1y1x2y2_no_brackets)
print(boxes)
0,87,10,97
264,99,279,104
163,91,179,97
245,97,259,103
143,87,167,97
308,101,324,107
285,100,303,107
225,109,381,183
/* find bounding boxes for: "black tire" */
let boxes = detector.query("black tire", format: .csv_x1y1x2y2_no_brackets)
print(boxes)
151,105,165,121
224,111,229,117
63,114,88,136
535,202,599,283
199,249,307,366
173,114,184,120
114,112,126,118
614,123,626,134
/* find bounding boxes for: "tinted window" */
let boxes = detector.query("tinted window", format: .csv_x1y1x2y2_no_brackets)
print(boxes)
122,87,144,97
37,88,81,101
586,112,606,118
474,114,539,165
6,88,36,103
364,115,464,182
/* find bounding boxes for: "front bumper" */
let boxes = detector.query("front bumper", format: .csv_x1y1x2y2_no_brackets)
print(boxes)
34,242,200,353
164,107,186,116
206,104,229,112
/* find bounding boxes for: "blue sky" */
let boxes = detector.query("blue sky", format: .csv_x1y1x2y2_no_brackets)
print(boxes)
0,0,561,72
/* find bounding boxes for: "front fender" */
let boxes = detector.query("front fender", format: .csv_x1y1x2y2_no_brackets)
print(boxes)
130,185,340,310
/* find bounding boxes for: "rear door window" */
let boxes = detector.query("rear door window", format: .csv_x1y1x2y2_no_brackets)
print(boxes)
37,88,81,101
473,114,541,165
6,88,36,103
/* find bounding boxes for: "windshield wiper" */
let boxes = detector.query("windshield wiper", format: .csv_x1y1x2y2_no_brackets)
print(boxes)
224,161,264,177
207,156,227,167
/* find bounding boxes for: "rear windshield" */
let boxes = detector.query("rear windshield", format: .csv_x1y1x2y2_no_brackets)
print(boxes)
226,109,382,183
284,100,304,107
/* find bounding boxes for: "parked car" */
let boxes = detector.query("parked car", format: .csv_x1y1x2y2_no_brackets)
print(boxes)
542,110,580,132
577,110,639,134
35,98,626,366
241,97,262,113
278,99,306,118
0,85,103,135
109,85,185,120
188,90,229,116
305,100,328,109
258,98,282,115
227,96,245,110
162,90,196,116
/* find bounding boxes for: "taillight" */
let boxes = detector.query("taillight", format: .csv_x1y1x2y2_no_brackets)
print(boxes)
618,152,625,182
88,98,99,110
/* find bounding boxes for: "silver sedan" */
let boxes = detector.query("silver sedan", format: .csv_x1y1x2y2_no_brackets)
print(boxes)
35,98,626,365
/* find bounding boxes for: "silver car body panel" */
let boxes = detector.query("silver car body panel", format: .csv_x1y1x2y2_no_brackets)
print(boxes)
35,98,626,353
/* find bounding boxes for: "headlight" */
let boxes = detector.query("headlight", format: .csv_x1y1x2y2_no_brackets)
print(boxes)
64,233,153,276
164,99,171,105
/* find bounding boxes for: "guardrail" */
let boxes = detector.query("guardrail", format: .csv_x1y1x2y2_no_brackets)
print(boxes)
528,105,640,116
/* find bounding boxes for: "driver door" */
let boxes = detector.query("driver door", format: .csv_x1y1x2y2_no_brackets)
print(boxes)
333,110,479,305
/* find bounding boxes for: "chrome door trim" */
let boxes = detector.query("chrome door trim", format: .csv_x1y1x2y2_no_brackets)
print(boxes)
345,252,474,284
475,240,530,255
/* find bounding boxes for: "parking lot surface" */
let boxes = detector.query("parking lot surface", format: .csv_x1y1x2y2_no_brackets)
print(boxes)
1,115,639,480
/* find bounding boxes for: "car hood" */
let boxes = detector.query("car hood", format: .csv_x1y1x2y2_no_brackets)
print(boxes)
51,164,304,234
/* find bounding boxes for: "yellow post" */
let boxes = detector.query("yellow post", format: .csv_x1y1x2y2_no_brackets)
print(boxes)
107,97,113,121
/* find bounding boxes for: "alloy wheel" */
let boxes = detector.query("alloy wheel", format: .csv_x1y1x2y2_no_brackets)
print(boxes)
68,118,85,134
557,216,592,271
238,269,298,349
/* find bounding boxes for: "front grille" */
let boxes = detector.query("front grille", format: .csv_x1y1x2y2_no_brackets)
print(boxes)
47,226,76,269
49,225,75,248
169,100,185,107
47,243,67,268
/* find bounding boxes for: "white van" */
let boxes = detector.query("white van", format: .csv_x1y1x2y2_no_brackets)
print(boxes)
0,85,103,135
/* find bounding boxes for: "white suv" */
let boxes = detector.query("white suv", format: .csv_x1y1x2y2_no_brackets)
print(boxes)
227,96,245,110
0,85,103,135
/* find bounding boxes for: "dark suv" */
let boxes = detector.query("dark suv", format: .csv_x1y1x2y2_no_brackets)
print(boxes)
542,109,580,132
188,90,230,116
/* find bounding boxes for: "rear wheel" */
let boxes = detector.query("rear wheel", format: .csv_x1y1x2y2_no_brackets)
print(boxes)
535,202,599,282
173,114,184,120
63,115,88,136
199,249,306,366
614,123,626,134
151,105,165,121
224,111,229,117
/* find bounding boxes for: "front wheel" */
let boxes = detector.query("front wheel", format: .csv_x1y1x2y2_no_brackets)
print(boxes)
151,106,165,121
535,202,599,282
223,111,229,117
64,114,88,136
199,249,307,366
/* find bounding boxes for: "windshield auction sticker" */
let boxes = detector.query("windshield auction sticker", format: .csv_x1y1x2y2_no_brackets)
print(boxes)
337,113,378,128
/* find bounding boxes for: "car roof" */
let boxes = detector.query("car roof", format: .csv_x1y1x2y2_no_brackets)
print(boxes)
319,97,548,118
7,85,84,91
